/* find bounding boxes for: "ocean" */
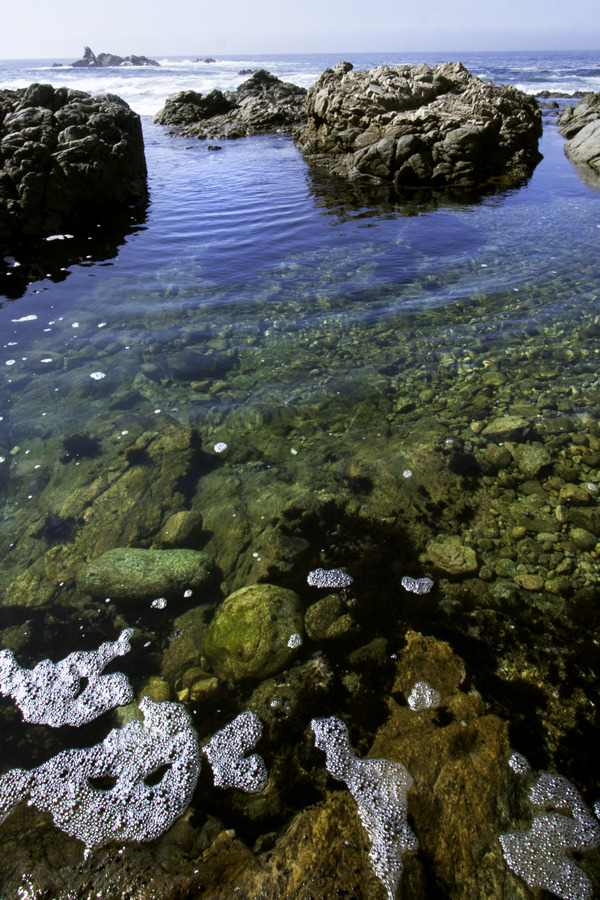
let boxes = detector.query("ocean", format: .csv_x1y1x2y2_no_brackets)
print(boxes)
1,50,600,897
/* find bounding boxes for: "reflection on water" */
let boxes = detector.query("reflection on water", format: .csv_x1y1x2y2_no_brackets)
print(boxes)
0,199,149,301
1,113,600,895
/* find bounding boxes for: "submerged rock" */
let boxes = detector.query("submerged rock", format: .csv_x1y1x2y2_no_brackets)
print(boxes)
203,583,303,682
295,61,542,192
154,70,307,139
423,534,478,575
0,83,147,249
159,510,204,548
77,547,217,600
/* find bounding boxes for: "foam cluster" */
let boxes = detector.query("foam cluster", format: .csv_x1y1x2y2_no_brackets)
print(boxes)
0,697,200,849
401,576,434,595
508,752,531,775
307,568,354,590
407,680,441,710
0,629,135,727
203,710,268,794
500,772,600,899
311,715,417,900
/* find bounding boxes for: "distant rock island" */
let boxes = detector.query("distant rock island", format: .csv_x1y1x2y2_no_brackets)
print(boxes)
71,46,160,67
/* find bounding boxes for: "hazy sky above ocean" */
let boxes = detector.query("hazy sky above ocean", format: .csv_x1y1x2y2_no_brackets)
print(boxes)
1,0,600,58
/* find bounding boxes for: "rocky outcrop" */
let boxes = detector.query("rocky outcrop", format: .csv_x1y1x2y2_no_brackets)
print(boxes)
295,61,542,192
557,92,600,183
71,46,159,67
154,69,307,139
0,83,147,249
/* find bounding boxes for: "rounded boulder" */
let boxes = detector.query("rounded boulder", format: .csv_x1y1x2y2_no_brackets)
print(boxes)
203,583,303,682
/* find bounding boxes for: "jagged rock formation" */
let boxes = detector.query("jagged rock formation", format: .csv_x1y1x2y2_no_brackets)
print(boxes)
558,92,600,184
294,61,543,192
154,70,307,139
71,46,159,67
0,83,147,249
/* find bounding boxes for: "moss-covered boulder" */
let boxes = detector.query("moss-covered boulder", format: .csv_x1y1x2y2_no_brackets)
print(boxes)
77,547,217,600
203,583,303,682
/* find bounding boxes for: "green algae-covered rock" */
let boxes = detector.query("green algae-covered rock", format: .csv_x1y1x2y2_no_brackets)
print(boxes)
77,547,217,600
423,534,478,575
203,583,303,682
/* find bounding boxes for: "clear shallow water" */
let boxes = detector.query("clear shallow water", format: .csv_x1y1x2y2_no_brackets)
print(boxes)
1,51,600,897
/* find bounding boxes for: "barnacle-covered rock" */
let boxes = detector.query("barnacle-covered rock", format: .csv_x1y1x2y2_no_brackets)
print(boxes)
306,567,354,591
407,680,441,711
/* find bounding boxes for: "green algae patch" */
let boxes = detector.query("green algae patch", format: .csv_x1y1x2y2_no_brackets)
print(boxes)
77,547,217,600
203,583,303,682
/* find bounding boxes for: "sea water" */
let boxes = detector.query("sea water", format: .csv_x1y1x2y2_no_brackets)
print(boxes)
1,50,600,896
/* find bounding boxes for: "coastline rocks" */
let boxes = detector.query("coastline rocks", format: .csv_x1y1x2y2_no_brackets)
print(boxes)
294,61,542,191
203,583,303,682
154,70,307,139
558,92,600,183
71,46,159,67
77,547,217,600
0,83,147,247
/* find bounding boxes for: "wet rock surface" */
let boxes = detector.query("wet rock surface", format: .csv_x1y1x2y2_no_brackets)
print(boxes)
154,70,307,139
0,83,147,249
295,61,542,192
558,92,600,184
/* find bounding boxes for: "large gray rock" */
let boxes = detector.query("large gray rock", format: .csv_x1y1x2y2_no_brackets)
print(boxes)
295,61,542,192
154,70,307,139
558,92,600,183
0,83,147,248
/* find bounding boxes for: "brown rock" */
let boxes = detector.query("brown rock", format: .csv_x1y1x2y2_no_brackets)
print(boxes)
369,632,519,899
159,510,204,547
423,534,478,575
305,593,355,641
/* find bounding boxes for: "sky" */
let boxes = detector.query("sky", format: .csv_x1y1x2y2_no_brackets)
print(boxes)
1,0,599,59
